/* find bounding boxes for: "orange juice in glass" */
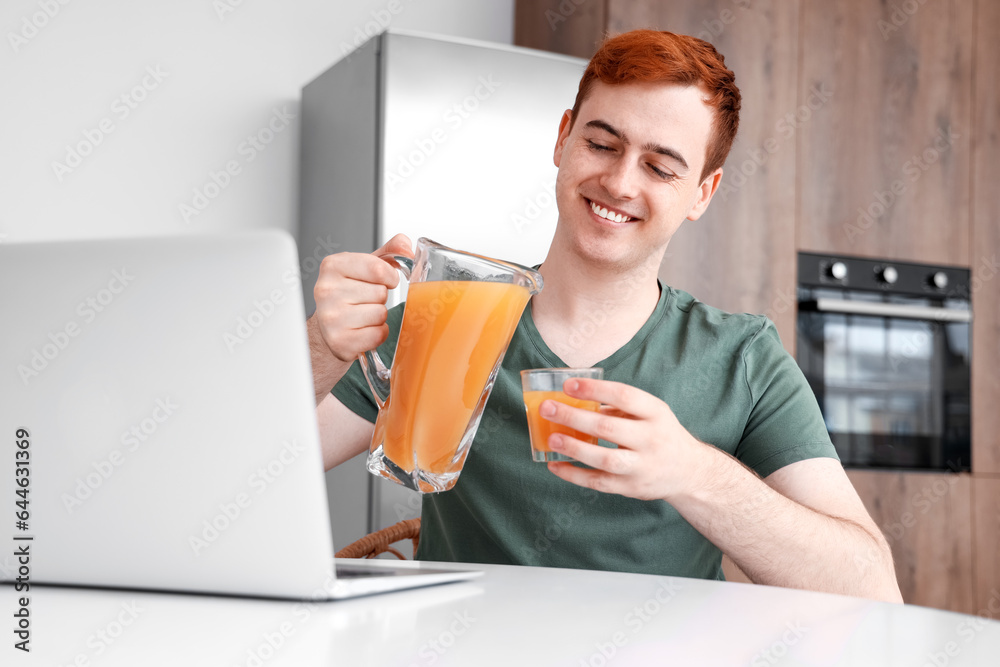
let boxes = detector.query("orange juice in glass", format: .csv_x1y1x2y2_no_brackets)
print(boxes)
520,368,603,462
361,238,542,493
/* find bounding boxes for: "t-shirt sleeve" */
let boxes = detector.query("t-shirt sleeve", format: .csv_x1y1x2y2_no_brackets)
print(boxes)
735,318,840,478
329,303,405,424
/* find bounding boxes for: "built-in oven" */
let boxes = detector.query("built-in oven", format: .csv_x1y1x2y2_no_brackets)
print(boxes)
796,253,972,471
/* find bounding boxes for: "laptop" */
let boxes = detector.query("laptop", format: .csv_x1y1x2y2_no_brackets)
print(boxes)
0,230,481,600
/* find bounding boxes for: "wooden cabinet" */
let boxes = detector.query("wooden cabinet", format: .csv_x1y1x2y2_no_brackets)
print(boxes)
972,477,1000,614
797,0,973,265
972,0,1000,475
605,0,801,350
847,470,974,613
514,0,605,60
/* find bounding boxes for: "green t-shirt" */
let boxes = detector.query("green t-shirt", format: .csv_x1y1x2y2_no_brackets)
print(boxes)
331,283,838,580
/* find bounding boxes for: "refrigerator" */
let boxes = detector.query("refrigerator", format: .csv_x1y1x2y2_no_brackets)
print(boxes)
298,30,587,552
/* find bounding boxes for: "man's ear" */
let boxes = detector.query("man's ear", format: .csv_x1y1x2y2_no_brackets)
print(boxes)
553,110,573,168
687,168,724,221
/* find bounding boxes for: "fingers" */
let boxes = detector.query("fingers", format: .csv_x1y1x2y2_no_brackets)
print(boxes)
338,278,389,306
375,234,414,281
542,381,688,502
545,450,633,495
335,252,401,289
546,461,611,493
597,405,629,418
315,233,411,306
375,233,414,261
562,378,664,420
315,261,392,303
548,432,634,474
326,302,389,330
539,397,641,447
312,298,390,362
320,322,391,362
313,248,405,362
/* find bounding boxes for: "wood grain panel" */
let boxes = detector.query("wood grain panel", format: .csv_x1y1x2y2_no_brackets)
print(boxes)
972,477,1000,615
847,470,974,613
514,0,606,59
798,0,973,265
607,0,800,350
972,0,1000,474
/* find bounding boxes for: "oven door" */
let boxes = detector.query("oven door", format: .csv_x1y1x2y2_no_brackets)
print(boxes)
797,296,971,471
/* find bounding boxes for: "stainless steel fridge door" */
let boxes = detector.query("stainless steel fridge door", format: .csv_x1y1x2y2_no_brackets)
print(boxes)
379,31,586,267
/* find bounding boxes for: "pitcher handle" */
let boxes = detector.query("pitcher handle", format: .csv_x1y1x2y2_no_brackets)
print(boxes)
358,253,414,408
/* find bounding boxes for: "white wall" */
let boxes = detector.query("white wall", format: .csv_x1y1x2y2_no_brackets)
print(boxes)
0,0,514,244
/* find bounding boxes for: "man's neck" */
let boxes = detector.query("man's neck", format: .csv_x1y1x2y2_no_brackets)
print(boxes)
530,244,664,368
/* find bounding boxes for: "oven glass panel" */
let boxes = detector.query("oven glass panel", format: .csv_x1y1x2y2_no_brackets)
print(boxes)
797,291,971,471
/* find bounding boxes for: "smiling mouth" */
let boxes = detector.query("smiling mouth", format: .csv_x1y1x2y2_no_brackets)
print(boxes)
587,198,636,223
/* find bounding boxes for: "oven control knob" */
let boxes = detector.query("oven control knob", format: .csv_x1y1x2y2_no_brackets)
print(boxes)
879,266,898,285
827,261,848,281
930,271,949,289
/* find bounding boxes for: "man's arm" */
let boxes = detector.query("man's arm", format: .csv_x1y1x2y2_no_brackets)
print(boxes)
308,233,412,467
666,449,901,601
541,378,902,603
307,315,354,404
317,392,374,471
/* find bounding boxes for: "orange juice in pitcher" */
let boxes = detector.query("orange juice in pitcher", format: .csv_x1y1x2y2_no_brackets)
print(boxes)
361,239,542,493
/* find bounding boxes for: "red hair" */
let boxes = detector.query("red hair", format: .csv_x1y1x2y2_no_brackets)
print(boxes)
571,30,741,182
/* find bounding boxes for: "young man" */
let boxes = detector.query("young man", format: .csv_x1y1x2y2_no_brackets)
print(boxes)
308,30,902,603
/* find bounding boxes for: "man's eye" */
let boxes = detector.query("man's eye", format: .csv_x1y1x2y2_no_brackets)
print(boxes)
649,164,674,180
586,140,612,152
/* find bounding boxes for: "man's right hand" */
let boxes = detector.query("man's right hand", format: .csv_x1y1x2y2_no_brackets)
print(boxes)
308,233,413,401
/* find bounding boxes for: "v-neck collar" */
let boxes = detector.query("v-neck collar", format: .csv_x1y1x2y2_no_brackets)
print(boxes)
519,279,673,371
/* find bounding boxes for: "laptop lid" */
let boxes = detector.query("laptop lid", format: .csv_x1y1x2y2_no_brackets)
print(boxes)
1,231,345,598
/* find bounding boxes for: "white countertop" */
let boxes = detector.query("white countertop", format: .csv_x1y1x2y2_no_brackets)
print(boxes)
6,561,1000,666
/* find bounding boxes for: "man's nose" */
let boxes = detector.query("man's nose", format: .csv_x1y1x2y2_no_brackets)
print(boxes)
599,157,639,200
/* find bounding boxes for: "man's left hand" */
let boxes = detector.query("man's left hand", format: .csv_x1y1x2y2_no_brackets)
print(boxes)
543,378,705,501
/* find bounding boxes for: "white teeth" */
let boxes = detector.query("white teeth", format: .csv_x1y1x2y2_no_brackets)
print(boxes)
589,200,632,222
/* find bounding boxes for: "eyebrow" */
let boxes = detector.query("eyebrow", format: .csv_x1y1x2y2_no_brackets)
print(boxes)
584,119,689,171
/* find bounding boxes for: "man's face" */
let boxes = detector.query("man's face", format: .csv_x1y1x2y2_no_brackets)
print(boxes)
551,80,722,271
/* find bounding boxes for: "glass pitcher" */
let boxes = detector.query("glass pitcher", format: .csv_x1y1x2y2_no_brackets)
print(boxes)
360,238,543,493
